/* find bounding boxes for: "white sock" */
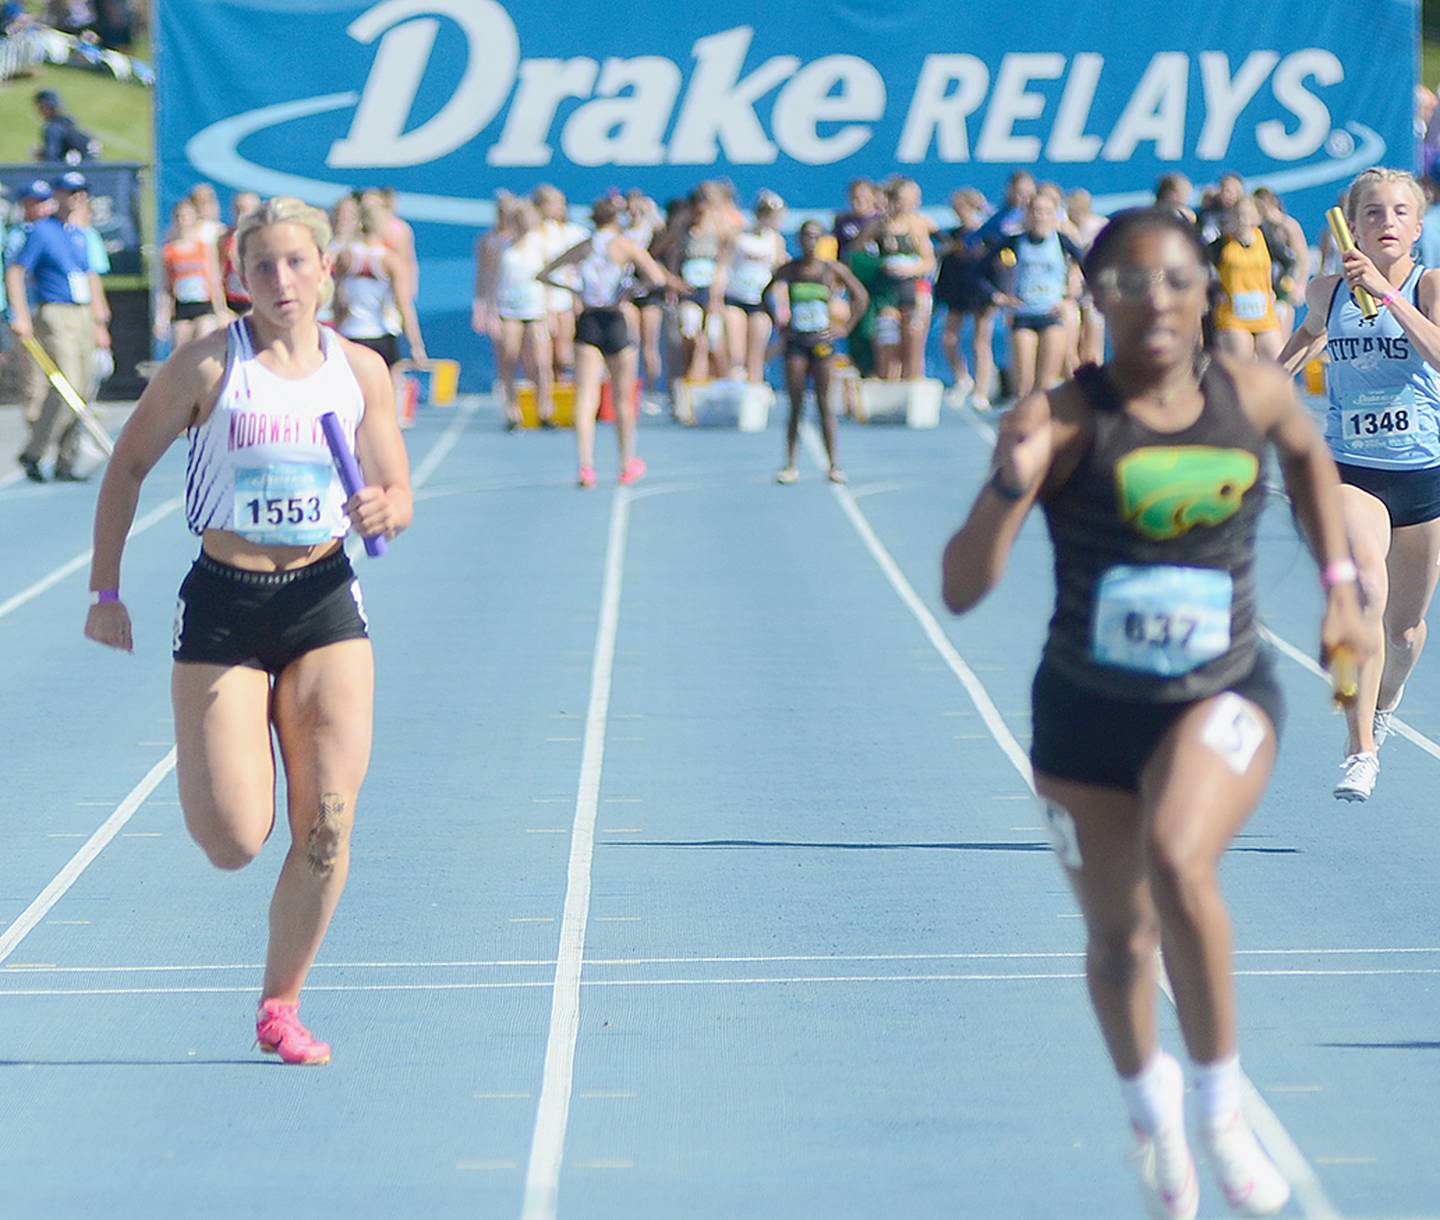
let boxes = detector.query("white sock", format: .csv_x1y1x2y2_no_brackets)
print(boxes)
1190,1053,1243,1126
1119,1051,1181,1134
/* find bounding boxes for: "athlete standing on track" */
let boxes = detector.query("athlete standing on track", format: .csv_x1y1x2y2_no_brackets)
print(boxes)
768,219,868,485
1280,167,1440,802
724,190,788,383
539,195,679,489
83,196,411,1066
943,207,1364,1219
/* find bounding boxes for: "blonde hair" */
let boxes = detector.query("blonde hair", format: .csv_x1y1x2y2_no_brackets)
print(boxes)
358,199,389,240
234,196,334,311
1345,167,1426,227
235,196,333,266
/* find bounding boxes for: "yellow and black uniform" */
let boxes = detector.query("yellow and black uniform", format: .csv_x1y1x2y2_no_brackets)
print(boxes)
1209,229,1279,333
1030,361,1284,791
782,275,836,364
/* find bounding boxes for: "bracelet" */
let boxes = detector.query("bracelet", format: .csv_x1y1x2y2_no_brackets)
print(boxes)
1322,558,1358,589
1380,290,1399,309
988,468,1029,502
90,588,119,605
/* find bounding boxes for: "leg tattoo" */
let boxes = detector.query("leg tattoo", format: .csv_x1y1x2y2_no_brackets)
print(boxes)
306,792,347,877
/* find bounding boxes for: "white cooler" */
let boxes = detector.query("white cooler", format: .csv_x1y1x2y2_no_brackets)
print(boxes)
851,378,943,428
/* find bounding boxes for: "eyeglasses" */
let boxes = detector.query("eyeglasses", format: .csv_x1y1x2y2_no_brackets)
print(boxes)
1093,266,1205,299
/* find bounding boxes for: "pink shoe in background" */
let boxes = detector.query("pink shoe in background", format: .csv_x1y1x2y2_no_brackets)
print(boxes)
619,456,647,486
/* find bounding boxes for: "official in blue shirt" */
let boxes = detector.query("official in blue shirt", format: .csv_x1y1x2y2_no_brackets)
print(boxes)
5,179,109,482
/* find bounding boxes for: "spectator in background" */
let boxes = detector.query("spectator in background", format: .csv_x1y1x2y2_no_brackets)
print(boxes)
833,179,880,256
188,183,225,250
1154,172,1196,222
219,191,261,316
0,183,13,393
33,90,99,163
94,0,136,48
6,177,110,482
156,198,226,348
1197,172,1247,243
47,1,96,34
1253,186,1309,340
51,171,110,395
976,170,1036,247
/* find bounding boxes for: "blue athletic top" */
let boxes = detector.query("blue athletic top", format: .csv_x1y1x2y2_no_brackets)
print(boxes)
998,231,1082,321
1324,264,1440,470
9,216,92,307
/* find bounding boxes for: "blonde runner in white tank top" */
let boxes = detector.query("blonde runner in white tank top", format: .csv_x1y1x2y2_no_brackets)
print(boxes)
184,319,366,546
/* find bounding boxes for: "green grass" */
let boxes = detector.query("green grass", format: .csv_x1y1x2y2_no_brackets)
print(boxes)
0,37,152,163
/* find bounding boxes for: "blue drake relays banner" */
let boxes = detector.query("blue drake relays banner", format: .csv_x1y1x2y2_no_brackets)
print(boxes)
156,0,1418,386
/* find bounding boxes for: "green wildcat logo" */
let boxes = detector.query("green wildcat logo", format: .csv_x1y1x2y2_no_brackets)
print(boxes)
1115,446,1259,540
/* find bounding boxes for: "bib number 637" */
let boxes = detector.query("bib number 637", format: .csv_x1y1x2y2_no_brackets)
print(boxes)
1123,610,1198,651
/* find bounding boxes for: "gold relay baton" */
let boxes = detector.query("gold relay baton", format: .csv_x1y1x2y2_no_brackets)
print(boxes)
18,333,114,458
1325,207,1379,321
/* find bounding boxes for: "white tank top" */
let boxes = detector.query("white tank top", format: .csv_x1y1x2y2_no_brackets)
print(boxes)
728,228,778,304
496,232,547,320
337,243,397,339
184,320,365,544
579,230,627,308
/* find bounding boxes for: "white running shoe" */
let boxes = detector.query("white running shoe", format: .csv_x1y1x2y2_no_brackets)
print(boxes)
1333,751,1379,802
1197,1111,1291,1216
1373,684,1404,751
1131,1056,1199,1220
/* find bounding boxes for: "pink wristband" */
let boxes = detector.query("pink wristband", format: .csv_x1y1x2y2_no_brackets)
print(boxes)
1322,559,1357,589
1380,290,1398,309
91,588,119,604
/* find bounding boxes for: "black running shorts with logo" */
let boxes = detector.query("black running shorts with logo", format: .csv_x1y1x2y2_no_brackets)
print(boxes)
1029,649,1285,793
172,548,369,675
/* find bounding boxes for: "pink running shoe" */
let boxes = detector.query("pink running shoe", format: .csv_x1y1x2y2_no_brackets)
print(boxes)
619,456,647,486
577,464,597,489
255,998,331,1065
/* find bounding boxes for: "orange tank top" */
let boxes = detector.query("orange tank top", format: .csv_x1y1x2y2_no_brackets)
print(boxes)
164,237,215,305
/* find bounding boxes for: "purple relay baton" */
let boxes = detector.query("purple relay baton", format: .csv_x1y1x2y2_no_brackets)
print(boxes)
321,411,387,557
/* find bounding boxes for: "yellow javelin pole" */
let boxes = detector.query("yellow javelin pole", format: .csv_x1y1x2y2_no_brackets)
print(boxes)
18,333,114,458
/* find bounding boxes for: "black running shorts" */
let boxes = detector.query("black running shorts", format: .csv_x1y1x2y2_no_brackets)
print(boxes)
1336,462,1440,529
172,548,369,675
1030,650,1285,793
575,307,632,355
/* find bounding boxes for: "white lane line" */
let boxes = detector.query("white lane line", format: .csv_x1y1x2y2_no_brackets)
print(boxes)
0,496,180,622
13,946,1440,975
6,966,1440,999
0,749,176,966
811,414,1339,1220
1260,627,1440,761
0,407,474,968
800,423,1031,783
410,396,480,487
521,486,630,1220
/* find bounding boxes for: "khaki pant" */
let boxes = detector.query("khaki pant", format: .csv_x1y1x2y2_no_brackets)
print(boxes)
21,302,94,473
